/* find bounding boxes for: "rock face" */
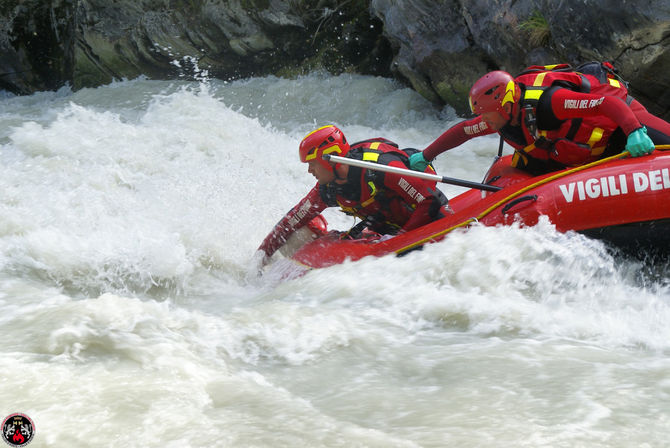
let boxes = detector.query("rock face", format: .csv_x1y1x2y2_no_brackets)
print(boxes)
71,0,392,88
0,0,74,94
1,0,392,93
371,0,670,117
2,0,670,118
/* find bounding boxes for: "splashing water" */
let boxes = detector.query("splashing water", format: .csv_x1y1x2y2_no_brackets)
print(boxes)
0,74,668,447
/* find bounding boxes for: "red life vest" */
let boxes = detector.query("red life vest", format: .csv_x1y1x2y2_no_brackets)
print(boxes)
508,62,630,168
319,138,446,234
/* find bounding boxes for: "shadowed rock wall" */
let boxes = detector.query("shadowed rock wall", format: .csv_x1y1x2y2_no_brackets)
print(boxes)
371,0,670,117
2,0,670,118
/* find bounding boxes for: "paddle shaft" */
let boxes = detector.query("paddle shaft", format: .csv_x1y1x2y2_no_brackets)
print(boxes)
326,145,670,193
324,154,502,192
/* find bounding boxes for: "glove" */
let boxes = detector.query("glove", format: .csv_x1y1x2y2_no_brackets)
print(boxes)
625,126,655,157
409,152,429,171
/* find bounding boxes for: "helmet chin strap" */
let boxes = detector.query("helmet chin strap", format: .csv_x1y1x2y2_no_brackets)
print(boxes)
503,101,519,124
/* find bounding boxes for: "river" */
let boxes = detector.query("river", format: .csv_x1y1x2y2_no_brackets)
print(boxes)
0,73,668,447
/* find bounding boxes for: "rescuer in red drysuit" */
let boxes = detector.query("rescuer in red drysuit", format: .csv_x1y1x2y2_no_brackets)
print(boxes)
409,62,670,174
256,125,451,264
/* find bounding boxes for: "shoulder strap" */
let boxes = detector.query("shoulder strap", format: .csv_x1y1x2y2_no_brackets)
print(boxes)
516,63,574,77
350,137,399,149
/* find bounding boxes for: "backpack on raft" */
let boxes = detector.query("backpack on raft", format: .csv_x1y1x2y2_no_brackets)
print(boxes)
517,61,629,92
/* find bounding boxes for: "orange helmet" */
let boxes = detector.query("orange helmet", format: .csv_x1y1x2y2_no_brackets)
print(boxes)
468,71,520,120
299,125,350,172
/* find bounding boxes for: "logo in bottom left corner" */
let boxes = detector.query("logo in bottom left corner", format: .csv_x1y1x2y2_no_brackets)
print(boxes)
2,414,35,447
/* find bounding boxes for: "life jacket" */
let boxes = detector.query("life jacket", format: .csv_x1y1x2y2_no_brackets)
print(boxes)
319,138,445,234
506,62,631,169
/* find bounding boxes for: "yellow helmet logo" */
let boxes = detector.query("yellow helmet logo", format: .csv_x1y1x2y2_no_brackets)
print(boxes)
501,80,517,106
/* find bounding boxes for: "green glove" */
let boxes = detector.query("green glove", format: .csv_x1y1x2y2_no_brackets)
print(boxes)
625,126,655,157
409,152,429,171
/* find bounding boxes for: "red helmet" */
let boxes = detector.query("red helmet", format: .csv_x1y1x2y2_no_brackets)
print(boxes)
468,71,520,119
299,125,350,172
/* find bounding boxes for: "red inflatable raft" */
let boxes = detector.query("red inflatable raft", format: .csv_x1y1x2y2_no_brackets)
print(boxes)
288,151,670,270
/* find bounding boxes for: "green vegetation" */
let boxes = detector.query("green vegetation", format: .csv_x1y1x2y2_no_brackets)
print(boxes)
518,10,551,47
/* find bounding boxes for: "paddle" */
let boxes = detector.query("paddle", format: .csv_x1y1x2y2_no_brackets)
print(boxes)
323,154,502,192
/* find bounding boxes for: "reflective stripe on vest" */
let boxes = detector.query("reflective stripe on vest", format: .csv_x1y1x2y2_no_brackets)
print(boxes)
363,151,380,162
336,151,382,216
518,72,625,152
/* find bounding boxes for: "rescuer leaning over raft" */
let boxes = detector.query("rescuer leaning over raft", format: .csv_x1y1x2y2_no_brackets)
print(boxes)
255,125,451,266
409,62,670,175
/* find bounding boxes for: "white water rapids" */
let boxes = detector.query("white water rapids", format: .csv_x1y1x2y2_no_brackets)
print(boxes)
0,74,668,447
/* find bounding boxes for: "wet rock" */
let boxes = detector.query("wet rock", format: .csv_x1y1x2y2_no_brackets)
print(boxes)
372,0,670,117
1,0,669,119
0,0,74,94
0,0,392,94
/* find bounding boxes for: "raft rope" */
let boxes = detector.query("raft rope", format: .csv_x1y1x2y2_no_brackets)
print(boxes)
395,146,670,255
